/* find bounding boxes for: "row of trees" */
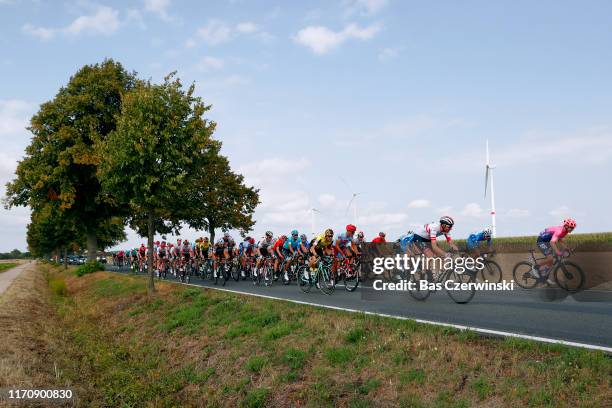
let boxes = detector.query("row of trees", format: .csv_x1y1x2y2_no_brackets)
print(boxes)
4,59,259,291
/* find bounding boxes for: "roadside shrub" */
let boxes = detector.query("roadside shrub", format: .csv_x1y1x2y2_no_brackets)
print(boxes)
75,261,104,277
49,278,68,296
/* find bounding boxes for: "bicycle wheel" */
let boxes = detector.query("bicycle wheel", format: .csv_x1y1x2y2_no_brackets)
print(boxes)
512,261,538,289
297,265,312,293
318,266,335,295
343,261,359,292
264,264,274,287
408,269,431,301
445,270,476,304
231,262,240,282
214,265,221,285
480,260,502,283
554,261,584,292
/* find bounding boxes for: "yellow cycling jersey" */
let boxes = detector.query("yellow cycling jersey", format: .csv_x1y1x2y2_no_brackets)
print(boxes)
314,233,333,249
198,241,210,251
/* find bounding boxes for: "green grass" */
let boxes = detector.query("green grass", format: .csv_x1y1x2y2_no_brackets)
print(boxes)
0,262,18,273
447,232,612,252
40,267,612,407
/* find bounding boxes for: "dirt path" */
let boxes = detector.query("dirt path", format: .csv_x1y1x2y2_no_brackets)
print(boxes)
0,261,32,296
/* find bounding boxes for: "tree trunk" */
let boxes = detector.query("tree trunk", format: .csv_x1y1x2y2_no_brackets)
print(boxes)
86,232,97,262
147,211,155,293
209,223,216,245
63,247,68,270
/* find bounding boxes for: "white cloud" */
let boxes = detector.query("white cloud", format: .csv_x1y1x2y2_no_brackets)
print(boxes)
358,212,408,227
379,47,399,61
495,129,612,167
0,99,34,137
23,6,120,39
407,199,430,209
189,20,231,46
318,193,338,208
461,203,485,218
344,0,388,16
506,208,530,218
22,24,56,40
239,157,310,187
64,6,120,36
143,0,172,21
236,21,258,34
549,206,571,219
196,56,224,71
186,19,273,47
294,22,381,54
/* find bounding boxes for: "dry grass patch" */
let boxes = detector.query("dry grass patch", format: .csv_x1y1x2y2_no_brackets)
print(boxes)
0,263,61,390
24,268,612,407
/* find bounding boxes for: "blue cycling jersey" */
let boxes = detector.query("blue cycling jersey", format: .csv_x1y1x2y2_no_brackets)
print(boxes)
466,231,492,250
336,232,354,248
283,237,301,250
398,233,415,252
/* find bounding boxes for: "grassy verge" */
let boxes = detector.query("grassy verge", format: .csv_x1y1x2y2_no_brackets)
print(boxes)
0,262,18,273
448,232,612,252
28,265,612,406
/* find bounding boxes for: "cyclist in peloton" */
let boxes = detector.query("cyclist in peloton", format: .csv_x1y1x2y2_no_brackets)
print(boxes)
334,224,357,260
466,226,493,258
272,235,288,279
298,234,310,256
308,229,335,272
282,230,302,281
255,231,275,281
533,218,576,280
351,231,365,257
239,236,256,277
410,217,459,280
213,232,235,278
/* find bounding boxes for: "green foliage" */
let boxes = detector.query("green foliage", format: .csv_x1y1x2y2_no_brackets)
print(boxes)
75,261,104,277
5,59,134,255
242,388,269,408
245,356,266,373
283,348,308,370
0,250,31,260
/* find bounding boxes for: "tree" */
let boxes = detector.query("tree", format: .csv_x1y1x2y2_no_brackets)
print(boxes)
97,74,217,292
184,143,259,243
4,59,135,260
26,203,82,265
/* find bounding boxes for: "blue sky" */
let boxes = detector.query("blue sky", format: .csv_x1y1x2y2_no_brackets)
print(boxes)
1,0,611,251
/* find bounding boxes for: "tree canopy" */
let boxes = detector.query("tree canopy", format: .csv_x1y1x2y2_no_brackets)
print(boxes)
5,59,136,259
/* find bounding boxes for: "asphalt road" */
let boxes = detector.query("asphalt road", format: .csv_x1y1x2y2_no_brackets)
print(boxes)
106,265,612,351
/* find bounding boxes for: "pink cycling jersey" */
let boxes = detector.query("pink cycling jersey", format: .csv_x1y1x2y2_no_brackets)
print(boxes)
539,226,568,243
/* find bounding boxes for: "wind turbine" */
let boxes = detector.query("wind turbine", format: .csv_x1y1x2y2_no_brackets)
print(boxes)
484,140,497,237
340,176,360,226
346,192,360,226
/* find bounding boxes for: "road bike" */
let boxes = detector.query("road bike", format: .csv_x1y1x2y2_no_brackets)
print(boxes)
512,250,584,292
408,254,476,304
298,256,335,295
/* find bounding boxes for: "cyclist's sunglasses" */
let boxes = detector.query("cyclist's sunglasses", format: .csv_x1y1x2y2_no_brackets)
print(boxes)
325,234,333,238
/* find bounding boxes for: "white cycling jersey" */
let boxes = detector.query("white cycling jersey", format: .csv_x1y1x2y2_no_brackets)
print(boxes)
413,222,452,242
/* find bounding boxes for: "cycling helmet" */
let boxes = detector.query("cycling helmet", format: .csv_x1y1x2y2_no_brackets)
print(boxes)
300,234,308,241
265,230,273,238
325,228,334,236
563,218,577,229
140,243,145,247
357,231,364,238
379,232,386,238
291,229,299,236
248,237,255,245
483,226,492,236
440,216,454,227
155,241,160,245
280,235,287,240
203,237,209,241
346,224,356,233
223,232,231,239
183,240,189,244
